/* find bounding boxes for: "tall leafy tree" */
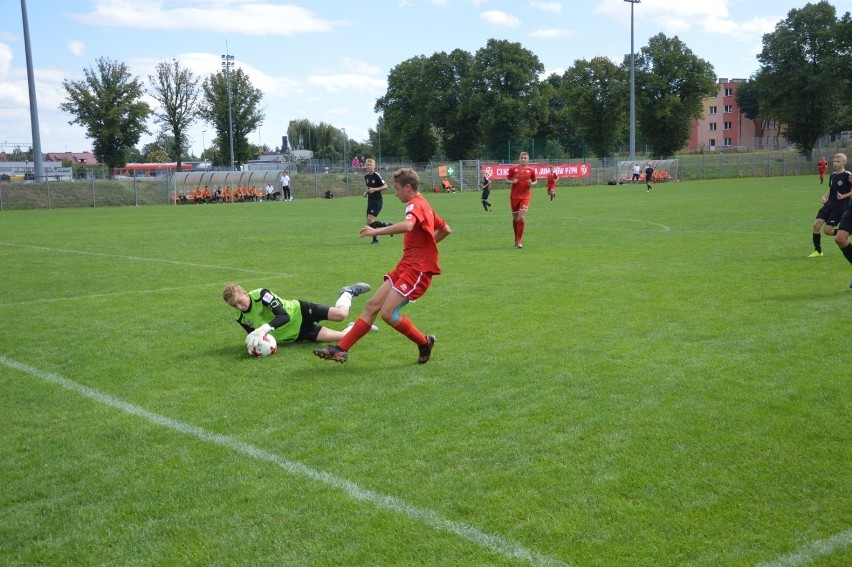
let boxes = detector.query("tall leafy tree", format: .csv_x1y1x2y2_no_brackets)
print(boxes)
368,115,405,160
471,39,549,150
200,68,264,168
428,50,481,159
734,79,761,120
148,59,201,169
59,57,151,172
561,57,628,158
632,34,717,157
375,56,440,162
753,1,852,157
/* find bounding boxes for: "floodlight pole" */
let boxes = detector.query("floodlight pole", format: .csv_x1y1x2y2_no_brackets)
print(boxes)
21,0,44,182
221,44,236,170
625,0,640,161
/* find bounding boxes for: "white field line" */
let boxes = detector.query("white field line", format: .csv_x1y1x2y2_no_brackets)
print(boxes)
757,528,852,567
0,356,569,567
0,242,293,278
0,282,236,308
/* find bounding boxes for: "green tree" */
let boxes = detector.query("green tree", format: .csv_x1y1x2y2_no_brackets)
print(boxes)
368,115,405,161
561,57,628,158
59,57,151,172
375,56,440,162
140,142,170,163
200,68,264,168
753,1,852,157
734,79,761,120
472,39,549,150
633,34,717,157
428,50,481,159
148,59,201,170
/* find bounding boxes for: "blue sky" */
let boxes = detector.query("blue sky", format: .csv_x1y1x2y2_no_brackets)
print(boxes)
1,0,849,159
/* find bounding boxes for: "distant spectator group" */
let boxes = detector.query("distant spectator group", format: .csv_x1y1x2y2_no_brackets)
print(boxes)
174,185,282,204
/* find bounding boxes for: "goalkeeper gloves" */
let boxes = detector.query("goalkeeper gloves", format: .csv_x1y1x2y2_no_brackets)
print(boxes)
246,323,273,349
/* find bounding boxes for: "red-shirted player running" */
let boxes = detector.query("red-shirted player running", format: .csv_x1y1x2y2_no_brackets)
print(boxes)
505,151,538,248
314,167,452,364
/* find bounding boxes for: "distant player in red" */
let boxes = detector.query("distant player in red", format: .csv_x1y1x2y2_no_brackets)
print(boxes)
505,151,537,248
818,156,828,184
546,169,558,201
314,167,452,364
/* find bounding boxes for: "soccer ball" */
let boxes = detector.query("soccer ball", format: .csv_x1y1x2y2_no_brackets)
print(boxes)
248,334,277,358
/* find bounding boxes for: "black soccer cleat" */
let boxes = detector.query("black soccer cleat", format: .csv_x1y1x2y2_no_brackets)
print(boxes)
341,282,371,297
418,335,436,364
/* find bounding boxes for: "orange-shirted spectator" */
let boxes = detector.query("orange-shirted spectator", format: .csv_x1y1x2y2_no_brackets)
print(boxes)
223,187,233,203
202,185,212,203
441,178,455,193
193,187,204,204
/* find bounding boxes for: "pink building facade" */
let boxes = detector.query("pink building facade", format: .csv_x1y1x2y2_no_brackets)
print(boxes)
686,78,787,152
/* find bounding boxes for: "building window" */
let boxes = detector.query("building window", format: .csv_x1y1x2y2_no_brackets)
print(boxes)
708,106,717,115
724,88,733,97
724,138,732,146
724,121,732,130
724,105,733,113
709,123,717,131
709,139,716,147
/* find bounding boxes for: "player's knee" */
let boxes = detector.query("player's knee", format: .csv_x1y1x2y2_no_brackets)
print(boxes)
834,232,848,246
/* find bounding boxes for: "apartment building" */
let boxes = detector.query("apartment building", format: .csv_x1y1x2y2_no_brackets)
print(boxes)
686,78,787,152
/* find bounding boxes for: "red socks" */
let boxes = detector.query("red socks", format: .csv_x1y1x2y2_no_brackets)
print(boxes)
393,315,427,345
338,318,372,351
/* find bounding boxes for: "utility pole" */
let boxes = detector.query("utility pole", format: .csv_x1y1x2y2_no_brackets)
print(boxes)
21,0,44,182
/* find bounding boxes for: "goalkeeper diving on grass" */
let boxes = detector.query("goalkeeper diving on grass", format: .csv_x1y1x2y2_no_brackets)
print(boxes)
223,283,378,351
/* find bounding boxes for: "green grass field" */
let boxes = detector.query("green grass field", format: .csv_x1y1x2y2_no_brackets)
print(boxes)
1,176,850,566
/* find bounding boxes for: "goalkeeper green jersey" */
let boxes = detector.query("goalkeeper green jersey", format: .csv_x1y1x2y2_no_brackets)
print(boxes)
236,288,303,342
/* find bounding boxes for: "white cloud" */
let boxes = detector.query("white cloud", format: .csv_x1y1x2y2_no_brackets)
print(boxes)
530,1,562,13
71,0,347,36
481,10,521,27
67,40,86,57
531,29,572,39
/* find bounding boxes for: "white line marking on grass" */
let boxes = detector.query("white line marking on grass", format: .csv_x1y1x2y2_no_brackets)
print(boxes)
0,282,234,308
0,356,569,567
0,242,293,278
757,528,852,567
611,218,672,232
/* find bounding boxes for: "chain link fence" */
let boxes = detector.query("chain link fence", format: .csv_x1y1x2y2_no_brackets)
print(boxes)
2,144,850,211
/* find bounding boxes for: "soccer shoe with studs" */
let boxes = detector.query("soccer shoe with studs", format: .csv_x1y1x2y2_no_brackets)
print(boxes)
808,251,823,257
341,282,371,297
417,335,436,364
313,345,349,363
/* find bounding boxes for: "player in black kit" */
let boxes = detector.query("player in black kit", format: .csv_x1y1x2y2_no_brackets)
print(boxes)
826,154,852,286
810,153,851,256
364,157,392,244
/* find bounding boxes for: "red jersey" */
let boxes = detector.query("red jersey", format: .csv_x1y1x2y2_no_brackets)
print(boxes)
507,165,536,199
398,193,446,275
818,159,828,174
546,172,558,190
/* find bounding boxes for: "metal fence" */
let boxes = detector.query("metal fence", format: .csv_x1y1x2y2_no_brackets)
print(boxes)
2,146,850,211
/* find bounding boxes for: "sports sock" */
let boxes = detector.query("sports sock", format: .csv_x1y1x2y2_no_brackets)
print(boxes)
813,233,821,253
516,221,525,242
842,243,852,264
393,315,427,345
335,291,353,312
512,221,519,242
338,318,372,351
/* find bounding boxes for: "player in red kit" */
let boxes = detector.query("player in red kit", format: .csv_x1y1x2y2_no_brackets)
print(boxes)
546,168,558,201
818,156,828,184
314,167,452,364
505,151,537,248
